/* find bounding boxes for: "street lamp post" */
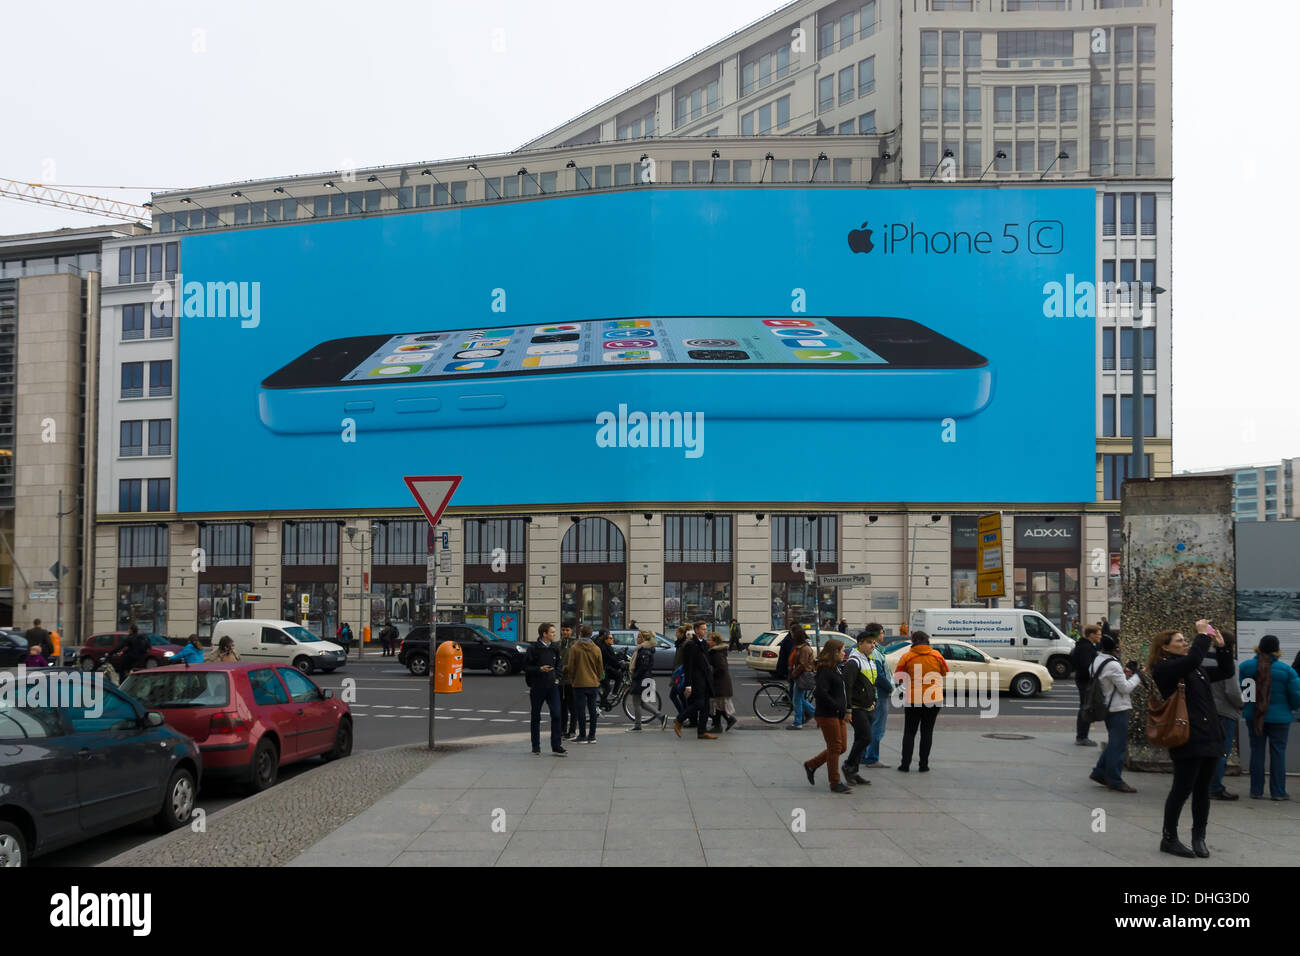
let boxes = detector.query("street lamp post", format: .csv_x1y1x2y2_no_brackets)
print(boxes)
343,526,375,660
1130,284,1166,479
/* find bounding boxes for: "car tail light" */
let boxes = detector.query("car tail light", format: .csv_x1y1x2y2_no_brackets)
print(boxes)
210,711,248,733
762,651,776,658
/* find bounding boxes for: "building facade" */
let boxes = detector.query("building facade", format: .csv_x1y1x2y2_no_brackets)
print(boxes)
87,0,1172,646
1183,459,1298,523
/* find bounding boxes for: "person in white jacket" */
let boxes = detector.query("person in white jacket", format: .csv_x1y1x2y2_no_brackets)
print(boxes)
1088,634,1142,792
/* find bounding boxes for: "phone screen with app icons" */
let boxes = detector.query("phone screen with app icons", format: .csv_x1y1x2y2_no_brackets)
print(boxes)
340,318,887,382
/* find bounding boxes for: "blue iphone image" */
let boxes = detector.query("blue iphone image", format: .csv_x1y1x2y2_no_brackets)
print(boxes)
257,316,993,434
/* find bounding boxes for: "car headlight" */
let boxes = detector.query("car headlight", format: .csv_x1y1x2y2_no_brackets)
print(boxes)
163,651,175,658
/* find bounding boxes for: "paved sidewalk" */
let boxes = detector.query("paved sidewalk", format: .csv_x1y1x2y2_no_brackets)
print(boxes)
289,724,1299,867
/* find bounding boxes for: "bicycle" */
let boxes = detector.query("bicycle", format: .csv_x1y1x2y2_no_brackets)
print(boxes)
599,662,665,722
752,678,812,724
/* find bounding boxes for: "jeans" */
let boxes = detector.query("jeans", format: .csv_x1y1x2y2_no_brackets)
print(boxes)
1164,756,1217,837
1210,716,1237,793
679,689,711,735
1091,710,1129,786
866,696,889,764
806,717,847,787
790,681,814,726
899,705,940,769
573,686,599,740
629,677,663,727
529,684,562,752
843,707,874,773
1247,721,1291,798
559,685,576,736
669,683,687,718
1074,681,1092,740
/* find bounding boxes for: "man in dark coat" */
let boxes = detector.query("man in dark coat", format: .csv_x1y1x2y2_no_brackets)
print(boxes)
523,622,567,757
25,619,52,660
674,620,717,739
1070,625,1102,746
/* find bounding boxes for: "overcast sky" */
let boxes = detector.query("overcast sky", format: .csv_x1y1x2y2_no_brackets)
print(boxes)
0,0,1293,474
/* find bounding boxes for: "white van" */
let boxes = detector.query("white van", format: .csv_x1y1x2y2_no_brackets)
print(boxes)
210,619,346,674
909,608,1076,679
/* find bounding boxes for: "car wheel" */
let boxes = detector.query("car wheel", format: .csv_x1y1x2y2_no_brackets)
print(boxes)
1047,656,1071,680
155,767,196,830
408,654,429,677
145,657,160,668
0,822,26,868
249,738,280,793
1011,674,1041,698
79,656,97,671
489,655,511,677
293,656,313,674
323,718,353,761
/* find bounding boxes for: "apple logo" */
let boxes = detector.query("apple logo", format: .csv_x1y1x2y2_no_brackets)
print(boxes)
847,221,874,254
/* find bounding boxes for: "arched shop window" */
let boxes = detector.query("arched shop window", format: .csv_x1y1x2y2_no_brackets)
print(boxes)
663,515,732,630
561,518,627,630
769,515,839,628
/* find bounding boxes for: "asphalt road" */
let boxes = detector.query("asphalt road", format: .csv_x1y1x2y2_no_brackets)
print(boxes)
35,652,1080,866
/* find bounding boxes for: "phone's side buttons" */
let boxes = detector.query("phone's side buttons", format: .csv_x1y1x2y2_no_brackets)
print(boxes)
394,398,442,414
457,394,506,410
343,401,375,413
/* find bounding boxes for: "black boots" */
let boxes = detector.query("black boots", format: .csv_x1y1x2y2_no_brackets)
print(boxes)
1191,833,1210,858
1160,829,1196,858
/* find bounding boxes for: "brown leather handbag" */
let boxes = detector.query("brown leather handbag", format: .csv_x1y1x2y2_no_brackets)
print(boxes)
1146,678,1190,748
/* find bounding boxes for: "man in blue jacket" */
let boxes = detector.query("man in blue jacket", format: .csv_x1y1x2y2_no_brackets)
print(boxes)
860,624,894,768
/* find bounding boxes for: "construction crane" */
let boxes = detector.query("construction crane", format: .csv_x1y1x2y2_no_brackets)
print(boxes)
0,177,151,224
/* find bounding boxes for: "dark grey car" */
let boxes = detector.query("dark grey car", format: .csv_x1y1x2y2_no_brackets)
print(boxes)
0,669,202,867
608,630,677,674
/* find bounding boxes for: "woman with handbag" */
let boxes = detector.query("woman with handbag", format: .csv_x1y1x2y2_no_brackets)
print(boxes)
1148,619,1234,859
787,625,815,730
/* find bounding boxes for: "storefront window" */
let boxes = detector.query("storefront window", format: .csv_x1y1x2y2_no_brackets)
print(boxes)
465,580,525,633
198,583,251,639
281,582,340,639
665,580,731,630
118,583,168,634
770,581,838,629
369,582,434,640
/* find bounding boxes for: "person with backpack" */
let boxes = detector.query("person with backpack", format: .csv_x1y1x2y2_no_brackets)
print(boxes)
670,625,691,723
673,620,716,740
626,631,666,732
894,631,947,772
1070,625,1102,747
706,631,737,733
1085,634,1140,792
859,624,894,768
337,622,354,652
803,639,852,793
728,619,742,652
1238,634,1300,801
523,622,567,756
596,630,622,710
840,630,880,786
786,625,815,730
1148,620,1233,859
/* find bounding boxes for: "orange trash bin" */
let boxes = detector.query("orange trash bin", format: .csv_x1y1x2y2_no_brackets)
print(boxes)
435,641,463,693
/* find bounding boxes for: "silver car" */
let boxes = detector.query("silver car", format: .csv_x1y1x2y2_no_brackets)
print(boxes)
608,630,677,674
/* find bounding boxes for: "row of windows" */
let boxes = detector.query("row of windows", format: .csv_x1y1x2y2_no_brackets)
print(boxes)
817,56,875,112
921,138,1078,177
1102,453,1153,501
676,76,721,128
119,478,170,513
1102,193,1156,236
120,419,171,457
117,243,179,284
120,361,172,399
1100,394,1156,438
121,304,171,340
920,29,982,68
1099,261,1158,307
1092,25,1158,65
742,94,792,135
669,155,856,184
1090,137,1157,175
989,85,1082,124
1091,82,1157,121
741,43,794,97
818,2,878,58
617,105,655,141
1101,327,1156,372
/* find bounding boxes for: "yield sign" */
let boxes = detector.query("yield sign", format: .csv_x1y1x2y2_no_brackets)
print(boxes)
403,475,462,526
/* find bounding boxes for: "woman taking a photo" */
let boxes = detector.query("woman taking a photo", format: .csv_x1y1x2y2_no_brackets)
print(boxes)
1238,634,1300,801
895,631,948,772
802,638,852,793
1149,619,1234,858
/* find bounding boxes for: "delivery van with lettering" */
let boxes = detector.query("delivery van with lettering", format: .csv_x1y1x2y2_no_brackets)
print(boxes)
908,608,1076,679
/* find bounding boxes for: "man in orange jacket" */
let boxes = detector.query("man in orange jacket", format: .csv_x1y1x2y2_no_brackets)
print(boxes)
894,631,948,772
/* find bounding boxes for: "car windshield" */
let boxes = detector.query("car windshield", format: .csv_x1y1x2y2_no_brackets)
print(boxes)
752,632,780,646
122,671,231,708
283,626,321,643
468,625,508,642
147,634,171,646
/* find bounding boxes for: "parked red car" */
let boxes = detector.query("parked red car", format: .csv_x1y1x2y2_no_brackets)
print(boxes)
78,631,183,671
119,662,352,793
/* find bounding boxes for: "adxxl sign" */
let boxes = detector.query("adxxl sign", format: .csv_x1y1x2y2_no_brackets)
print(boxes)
178,186,1096,511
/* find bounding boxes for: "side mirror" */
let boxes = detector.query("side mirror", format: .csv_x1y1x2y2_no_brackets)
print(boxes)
144,711,165,728
322,689,333,699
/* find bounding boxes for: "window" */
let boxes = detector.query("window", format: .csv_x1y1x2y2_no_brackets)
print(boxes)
199,523,251,566
771,516,839,565
942,31,959,67
1103,194,1116,236
121,362,144,399
1120,329,1155,372
995,87,1012,123
921,31,938,67
964,30,980,66
1138,82,1155,119
1038,140,1057,172
151,305,172,339
921,87,938,122
119,525,168,567
963,140,981,177
1119,395,1156,438
1016,86,1034,122
1137,138,1154,173
118,248,131,283
133,247,147,282
122,304,145,340
1092,83,1110,121
942,87,959,123
671,161,689,183
995,142,1012,172
1115,139,1133,174
819,76,834,113
861,1,876,38
777,96,790,128
1090,139,1109,175
594,166,613,188
820,22,836,58
1140,194,1156,235
996,29,1072,63
414,185,431,206
248,669,289,706
922,141,938,175
675,76,719,126
1061,140,1077,172
1115,26,1133,64
149,360,172,397
314,196,330,217
148,245,162,282
0,703,62,739
1115,83,1133,120
839,120,855,135
1038,85,1056,122
964,86,980,122
841,12,856,49
833,158,852,181
693,160,710,183
1103,454,1153,501
665,515,732,563
147,478,170,512
119,479,142,512
859,111,876,133
464,518,527,566
66,688,137,734
279,667,322,703
733,160,752,182
839,66,855,105
148,419,171,456
1102,395,1116,437
1138,26,1155,62
1140,259,1155,292
1016,141,1034,173
771,159,789,182
120,420,142,457
1102,323,1115,367
1060,85,1078,121
283,521,339,566
858,57,875,96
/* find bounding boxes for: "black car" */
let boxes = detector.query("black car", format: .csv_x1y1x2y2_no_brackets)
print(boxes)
0,629,30,666
397,623,529,677
0,669,201,867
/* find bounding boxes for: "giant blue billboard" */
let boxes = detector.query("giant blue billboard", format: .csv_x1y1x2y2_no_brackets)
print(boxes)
177,186,1095,511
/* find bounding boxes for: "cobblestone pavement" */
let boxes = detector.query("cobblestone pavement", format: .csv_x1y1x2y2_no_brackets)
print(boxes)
103,743,467,867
